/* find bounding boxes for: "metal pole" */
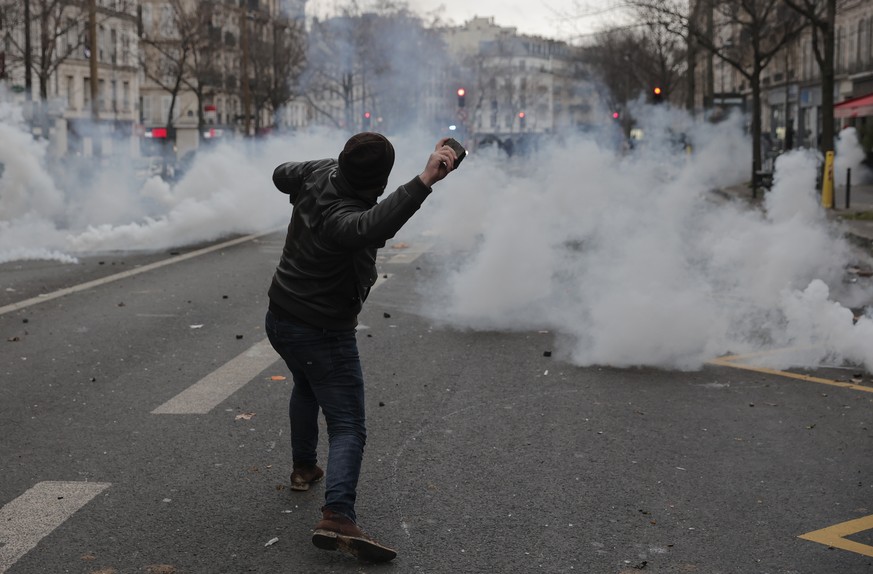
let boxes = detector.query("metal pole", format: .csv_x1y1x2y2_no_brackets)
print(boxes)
89,0,99,121
846,168,852,210
240,2,250,137
24,0,32,100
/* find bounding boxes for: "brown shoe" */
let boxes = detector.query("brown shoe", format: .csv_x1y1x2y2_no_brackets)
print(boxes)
311,509,397,563
290,463,324,491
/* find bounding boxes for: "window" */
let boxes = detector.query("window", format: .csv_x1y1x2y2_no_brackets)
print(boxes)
66,76,75,109
142,4,152,35
122,31,129,66
66,18,76,54
160,5,175,38
110,28,117,64
84,77,91,108
141,95,151,123
123,81,129,111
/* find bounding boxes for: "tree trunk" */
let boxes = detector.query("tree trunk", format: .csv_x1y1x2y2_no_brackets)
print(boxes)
686,35,697,113
819,0,836,155
89,0,99,121
24,0,32,100
751,69,763,198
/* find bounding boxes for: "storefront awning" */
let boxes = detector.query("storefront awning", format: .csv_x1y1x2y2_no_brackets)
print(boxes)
835,93,873,118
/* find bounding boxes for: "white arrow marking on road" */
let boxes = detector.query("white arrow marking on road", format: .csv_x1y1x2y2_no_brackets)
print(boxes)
0,481,110,573
152,338,278,414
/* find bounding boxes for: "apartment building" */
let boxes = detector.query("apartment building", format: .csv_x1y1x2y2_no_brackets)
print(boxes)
440,17,596,150
3,4,592,159
138,0,304,157
1,0,140,157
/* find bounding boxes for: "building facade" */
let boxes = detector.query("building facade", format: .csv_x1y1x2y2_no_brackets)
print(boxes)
440,17,596,152
702,0,873,152
1,0,141,157
2,3,593,160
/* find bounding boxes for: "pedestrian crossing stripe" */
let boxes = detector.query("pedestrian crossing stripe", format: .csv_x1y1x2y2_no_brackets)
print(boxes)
0,481,111,573
799,515,873,557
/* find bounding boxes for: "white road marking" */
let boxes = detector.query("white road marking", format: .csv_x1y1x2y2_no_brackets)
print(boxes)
0,233,272,317
153,273,396,415
0,481,110,573
152,338,279,414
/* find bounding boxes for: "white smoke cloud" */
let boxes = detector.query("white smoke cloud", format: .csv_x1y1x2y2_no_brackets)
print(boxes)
0,121,342,259
411,111,873,372
2,102,873,373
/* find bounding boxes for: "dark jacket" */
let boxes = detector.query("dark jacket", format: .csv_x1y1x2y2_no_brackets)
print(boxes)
268,158,432,330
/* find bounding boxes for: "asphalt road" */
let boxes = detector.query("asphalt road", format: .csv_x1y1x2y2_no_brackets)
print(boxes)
1,233,872,574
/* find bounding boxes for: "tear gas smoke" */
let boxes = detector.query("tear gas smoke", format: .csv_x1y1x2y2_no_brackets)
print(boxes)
2,100,873,373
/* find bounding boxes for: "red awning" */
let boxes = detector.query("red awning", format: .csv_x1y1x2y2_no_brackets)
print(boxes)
835,93,873,119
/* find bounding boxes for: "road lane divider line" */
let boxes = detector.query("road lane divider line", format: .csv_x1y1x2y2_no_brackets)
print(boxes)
0,481,110,573
0,232,272,317
152,338,278,415
707,356,873,394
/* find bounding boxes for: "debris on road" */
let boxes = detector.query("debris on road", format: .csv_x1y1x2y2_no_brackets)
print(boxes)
235,412,256,421
265,537,279,547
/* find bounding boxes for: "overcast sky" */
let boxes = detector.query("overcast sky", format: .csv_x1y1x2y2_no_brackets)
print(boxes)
305,0,627,43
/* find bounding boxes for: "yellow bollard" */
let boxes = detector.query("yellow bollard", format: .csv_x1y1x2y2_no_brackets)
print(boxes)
821,150,835,209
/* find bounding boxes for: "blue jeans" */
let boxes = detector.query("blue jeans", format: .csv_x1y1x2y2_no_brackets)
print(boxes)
265,309,366,523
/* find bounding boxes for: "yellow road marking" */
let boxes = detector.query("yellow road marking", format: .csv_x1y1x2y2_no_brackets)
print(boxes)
707,354,873,394
799,515,873,557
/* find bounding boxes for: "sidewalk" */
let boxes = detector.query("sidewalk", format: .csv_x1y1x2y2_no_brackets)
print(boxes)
718,180,873,248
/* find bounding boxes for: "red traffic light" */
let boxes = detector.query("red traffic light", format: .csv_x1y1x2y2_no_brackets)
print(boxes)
653,87,662,95
457,88,465,97
518,111,526,118
612,112,620,119
364,112,371,118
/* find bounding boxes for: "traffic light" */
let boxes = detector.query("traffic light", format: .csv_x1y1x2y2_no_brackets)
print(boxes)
652,86,664,104
518,111,526,130
457,88,466,108
363,111,371,129
612,111,620,120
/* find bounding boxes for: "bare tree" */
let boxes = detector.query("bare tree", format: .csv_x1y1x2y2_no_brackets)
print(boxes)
783,0,836,156
181,3,222,131
582,23,685,127
302,1,438,133
2,0,89,100
139,0,202,132
266,17,306,130
628,0,807,194
302,13,364,129
246,14,306,133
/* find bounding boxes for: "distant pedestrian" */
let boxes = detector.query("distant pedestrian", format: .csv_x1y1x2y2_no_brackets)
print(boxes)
265,133,459,562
